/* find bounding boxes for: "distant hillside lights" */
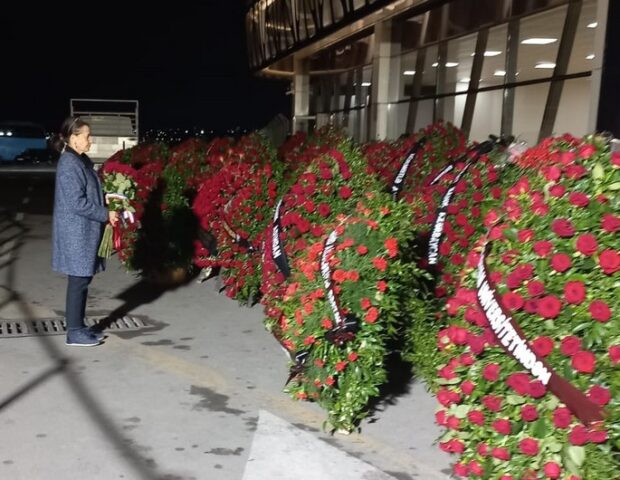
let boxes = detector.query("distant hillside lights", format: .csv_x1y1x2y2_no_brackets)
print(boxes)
143,126,249,143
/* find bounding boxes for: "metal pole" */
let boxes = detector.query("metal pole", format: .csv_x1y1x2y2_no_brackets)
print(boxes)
538,0,583,141
461,28,489,137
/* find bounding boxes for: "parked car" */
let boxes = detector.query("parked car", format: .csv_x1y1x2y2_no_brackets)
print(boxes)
0,121,56,163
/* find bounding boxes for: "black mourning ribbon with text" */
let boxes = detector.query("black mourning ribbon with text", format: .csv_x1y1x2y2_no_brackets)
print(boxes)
477,242,604,425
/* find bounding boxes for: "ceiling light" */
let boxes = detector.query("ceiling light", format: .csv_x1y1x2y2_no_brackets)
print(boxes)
470,51,502,57
587,22,598,28
522,38,557,45
535,62,556,69
459,78,470,83
432,62,459,67
403,70,416,75
494,70,506,76
361,82,371,87
586,54,595,60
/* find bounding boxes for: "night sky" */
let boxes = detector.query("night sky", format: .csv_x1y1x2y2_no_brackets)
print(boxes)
2,2,290,134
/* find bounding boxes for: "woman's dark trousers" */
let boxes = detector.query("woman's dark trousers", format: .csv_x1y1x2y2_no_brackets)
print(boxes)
66,275,93,331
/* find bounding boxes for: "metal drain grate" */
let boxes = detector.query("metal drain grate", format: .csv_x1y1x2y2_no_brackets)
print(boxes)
0,316,147,338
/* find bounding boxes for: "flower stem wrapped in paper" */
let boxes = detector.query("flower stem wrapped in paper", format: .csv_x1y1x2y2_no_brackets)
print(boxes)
98,171,137,258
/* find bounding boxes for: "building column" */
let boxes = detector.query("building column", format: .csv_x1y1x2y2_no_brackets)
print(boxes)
369,19,399,141
292,56,311,133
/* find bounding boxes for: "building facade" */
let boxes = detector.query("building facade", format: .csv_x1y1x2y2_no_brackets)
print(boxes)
246,0,613,144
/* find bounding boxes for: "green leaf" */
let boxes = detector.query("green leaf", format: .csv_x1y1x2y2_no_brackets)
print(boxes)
506,394,526,405
592,162,605,180
608,182,620,191
567,445,586,467
547,440,563,453
452,404,471,419
532,418,548,438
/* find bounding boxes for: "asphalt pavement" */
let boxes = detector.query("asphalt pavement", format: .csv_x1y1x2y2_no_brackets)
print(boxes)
0,172,452,480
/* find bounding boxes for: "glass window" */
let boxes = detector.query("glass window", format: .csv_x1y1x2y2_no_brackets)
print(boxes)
512,82,551,145
554,76,592,137
567,0,597,75
516,5,567,82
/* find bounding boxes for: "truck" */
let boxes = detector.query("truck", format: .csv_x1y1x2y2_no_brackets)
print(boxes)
70,98,139,164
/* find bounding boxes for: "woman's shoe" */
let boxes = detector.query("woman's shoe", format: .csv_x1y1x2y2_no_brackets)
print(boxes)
66,328,102,347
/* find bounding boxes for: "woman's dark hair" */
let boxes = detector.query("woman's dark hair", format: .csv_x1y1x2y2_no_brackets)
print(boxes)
51,116,90,153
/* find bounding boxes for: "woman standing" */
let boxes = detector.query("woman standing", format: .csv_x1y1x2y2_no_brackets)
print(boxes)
52,117,118,346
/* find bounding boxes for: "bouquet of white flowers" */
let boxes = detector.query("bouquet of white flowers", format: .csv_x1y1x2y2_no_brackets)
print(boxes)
98,171,137,258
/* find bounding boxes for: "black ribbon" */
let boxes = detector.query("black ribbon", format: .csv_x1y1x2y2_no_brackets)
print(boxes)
477,242,604,425
391,136,427,200
285,350,309,386
321,229,359,345
272,198,291,277
426,138,498,267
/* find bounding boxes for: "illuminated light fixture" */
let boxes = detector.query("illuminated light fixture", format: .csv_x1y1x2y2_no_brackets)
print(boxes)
587,22,598,28
470,50,502,57
403,70,416,75
586,54,595,60
361,82,371,87
494,70,506,76
522,38,557,45
459,78,470,83
535,62,556,69
432,62,459,67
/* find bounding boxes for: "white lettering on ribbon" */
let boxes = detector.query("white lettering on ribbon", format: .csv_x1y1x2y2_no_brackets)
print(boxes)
320,230,344,326
477,248,552,385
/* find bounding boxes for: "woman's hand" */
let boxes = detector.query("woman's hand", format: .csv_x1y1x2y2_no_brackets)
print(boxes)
108,211,120,226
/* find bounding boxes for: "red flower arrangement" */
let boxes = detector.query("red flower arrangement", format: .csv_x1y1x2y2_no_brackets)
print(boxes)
434,134,620,479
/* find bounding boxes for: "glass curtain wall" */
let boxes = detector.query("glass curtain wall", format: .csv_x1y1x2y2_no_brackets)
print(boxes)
308,0,598,143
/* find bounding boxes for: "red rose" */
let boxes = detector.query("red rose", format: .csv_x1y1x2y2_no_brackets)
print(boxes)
446,415,460,430
553,407,572,428
543,461,562,479
453,463,469,478
483,363,500,381
491,447,510,461
544,165,562,181
551,218,575,237
469,460,484,476
524,299,539,313
527,280,545,297
502,292,524,311
571,350,596,373
601,213,620,232
550,253,571,272
549,184,566,197
568,192,589,207
569,425,588,445
521,404,538,422
506,373,530,395
338,186,352,199
564,280,586,304
384,238,398,258
482,395,502,412
588,429,608,443
565,164,587,179
461,380,475,395
579,143,597,158
372,257,387,272
609,345,620,364
317,202,331,217
589,300,611,322
599,249,620,274
575,233,598,256
560,335,581,356
518,229,534,242
357,245,368,255
531,336,554,357
347,352,358,362
537,295,562,319
519,438,539,456
360,297,372,310
364,307,379,323
492,419,511,435
528,380,546,398
533,240,553,257
435,410,447,425
467,410,485,425
588,385,611,406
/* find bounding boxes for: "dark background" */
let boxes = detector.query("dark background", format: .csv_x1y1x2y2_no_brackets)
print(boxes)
1,2,290,134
